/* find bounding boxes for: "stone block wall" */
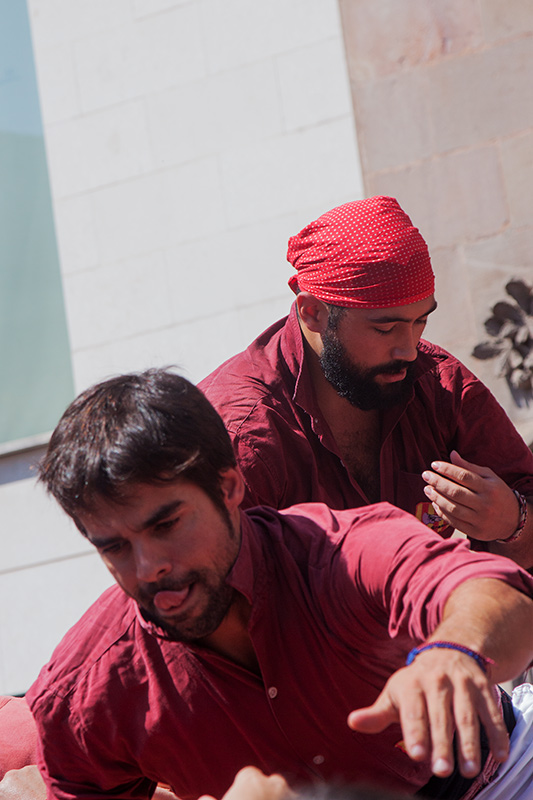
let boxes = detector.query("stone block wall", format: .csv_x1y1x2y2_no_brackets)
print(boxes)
339,0,533,442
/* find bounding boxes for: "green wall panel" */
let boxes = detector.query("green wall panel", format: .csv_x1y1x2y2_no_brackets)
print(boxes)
0,0,74,446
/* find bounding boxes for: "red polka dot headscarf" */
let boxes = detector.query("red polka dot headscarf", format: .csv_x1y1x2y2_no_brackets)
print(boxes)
287,196,434,308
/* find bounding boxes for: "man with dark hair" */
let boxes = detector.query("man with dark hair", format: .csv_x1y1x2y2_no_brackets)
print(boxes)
26,368,533,800
199,197,533,566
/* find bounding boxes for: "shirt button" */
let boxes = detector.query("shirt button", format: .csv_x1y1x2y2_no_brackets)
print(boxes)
268,686,278,699
313,755,325,765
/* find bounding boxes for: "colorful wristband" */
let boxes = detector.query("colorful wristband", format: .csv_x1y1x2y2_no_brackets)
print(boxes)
406,641,495,674
496,491,528,544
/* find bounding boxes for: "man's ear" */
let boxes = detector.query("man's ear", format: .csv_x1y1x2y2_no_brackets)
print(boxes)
219,468,245,512
296,292,329,334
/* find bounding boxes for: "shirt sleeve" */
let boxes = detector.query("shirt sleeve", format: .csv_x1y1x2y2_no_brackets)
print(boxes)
29,692,156,800
324,503,533,647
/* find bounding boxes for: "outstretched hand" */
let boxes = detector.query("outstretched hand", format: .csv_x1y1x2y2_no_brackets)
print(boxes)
421,451,521,541
347,647,509,779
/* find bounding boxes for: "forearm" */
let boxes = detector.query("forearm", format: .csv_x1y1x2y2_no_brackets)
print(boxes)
434,577,533,682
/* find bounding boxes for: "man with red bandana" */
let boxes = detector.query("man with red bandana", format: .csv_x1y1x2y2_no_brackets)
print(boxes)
199,197,533,567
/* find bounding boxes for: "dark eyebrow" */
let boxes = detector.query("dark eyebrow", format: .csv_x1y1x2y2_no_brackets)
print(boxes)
141,500,184,530
87,500,185,548
368,300,438,324
88,534,123,550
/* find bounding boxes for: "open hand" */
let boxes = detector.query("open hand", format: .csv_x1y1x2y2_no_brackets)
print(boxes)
347,647,508,779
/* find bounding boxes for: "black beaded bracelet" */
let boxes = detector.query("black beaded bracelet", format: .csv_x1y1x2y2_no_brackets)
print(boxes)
406,641,495,674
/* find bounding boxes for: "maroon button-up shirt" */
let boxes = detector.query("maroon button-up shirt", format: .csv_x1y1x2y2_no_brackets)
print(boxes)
199,304,533,534
27,503,533,799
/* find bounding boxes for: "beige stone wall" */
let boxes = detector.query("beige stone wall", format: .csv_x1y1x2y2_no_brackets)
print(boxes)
339,0,533,442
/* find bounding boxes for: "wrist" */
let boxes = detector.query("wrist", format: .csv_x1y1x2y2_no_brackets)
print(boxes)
406,641,495,675
496,491,528,544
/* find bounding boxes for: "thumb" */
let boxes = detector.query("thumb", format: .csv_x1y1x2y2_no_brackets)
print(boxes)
449,450,479,472
450,450,469,467
347,694,399,734
450,450,491,479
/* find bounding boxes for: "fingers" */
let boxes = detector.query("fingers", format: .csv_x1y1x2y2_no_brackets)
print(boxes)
347,677,433,768
447,679,482,778
422,458,479,520
453,682,510,780
474,687,510,766
395,684,432,766
423,461,484,498
348,655,510,781
422,452,519,540
421,475,476,532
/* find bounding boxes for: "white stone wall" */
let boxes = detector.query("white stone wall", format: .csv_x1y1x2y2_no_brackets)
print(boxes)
29,0,362,391
0,0,362,694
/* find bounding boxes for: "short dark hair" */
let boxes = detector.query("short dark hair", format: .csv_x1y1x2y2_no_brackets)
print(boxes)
39,368,237,525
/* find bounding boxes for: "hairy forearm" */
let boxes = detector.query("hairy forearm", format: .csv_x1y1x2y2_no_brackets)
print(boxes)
434,577,533,683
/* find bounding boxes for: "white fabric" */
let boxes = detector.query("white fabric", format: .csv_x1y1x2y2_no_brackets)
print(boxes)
474,683,533,799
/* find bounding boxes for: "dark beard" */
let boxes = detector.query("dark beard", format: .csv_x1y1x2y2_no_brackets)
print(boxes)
138,571,236,643
319,327,416,411
136,509,238,643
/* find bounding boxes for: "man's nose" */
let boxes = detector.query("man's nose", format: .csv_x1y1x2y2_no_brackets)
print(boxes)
134,543,172,584
391,328,419,362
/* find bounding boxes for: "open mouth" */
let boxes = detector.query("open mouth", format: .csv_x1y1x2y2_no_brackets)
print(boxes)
153,584,194,617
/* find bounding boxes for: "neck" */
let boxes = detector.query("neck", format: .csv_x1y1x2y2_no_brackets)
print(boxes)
202,592,259,674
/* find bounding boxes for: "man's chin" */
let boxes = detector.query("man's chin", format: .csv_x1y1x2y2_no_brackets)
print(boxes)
140,589,235,643
350,373,414,411
377,378,412,402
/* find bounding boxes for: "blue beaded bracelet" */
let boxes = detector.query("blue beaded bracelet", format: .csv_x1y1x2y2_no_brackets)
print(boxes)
406,641,495,674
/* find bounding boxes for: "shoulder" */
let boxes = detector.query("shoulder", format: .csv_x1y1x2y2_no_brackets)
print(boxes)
416,340,486,389
199,314,300,428
27,585,137,710
250,501,416,570
413,340,496,421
